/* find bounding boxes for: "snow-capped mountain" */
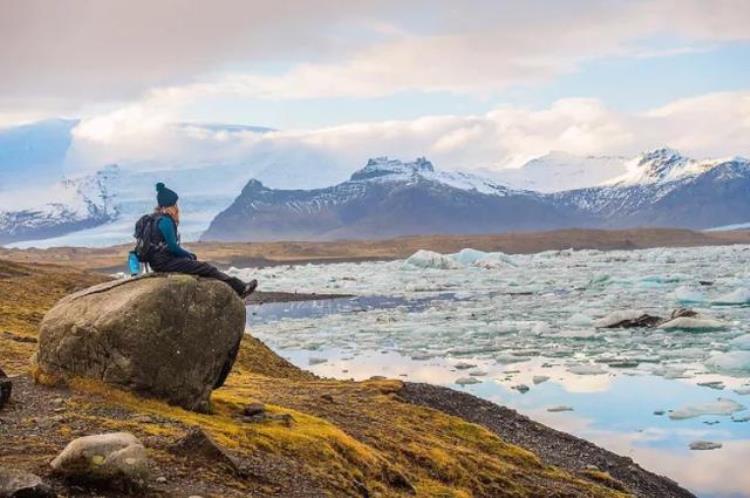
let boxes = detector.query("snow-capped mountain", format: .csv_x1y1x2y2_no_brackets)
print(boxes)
555,149,750,228
0,166,119,244
492,151,628,192
202,157,590,241
605,147,718,186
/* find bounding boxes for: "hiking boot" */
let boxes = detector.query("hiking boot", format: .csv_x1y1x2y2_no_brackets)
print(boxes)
241,279,258,299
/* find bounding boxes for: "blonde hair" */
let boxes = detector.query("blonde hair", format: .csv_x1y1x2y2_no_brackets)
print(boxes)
156,204,180,225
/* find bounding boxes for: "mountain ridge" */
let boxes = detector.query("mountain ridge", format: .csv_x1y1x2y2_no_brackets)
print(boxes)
203,151,750,242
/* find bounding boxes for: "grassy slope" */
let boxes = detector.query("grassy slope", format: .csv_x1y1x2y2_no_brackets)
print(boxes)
0,259,629,497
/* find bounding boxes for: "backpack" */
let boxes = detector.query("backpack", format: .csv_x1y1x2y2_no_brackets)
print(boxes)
133,213,162,262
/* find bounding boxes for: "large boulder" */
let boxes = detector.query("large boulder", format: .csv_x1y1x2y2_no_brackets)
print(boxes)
50,432,150,485
33,274,245,411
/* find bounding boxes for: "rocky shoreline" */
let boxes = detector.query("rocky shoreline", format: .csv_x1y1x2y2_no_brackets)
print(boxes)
0,259,697,497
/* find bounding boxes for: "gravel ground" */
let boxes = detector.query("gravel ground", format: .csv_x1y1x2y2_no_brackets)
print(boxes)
399,382,695,498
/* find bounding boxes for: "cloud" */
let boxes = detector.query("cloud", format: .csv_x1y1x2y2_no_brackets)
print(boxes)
2,0,749,113
65,91,750,188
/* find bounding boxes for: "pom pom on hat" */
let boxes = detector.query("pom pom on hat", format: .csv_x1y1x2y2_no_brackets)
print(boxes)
156,182,179,207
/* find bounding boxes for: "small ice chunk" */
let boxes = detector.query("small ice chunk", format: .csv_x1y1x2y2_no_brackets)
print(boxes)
669,398,745,420
567,313,593,327
732,414,750,422
697,381,725,390
707,351,750,375
593,310,647,328
673,286,705,304
567,364,607,375
512,384,530,394
729,334,750,350
533,375,550,385
468,370,487,377
547,406,574,412
733,386,750,395
689,441,722,451
455,377,482,386
308,357,328,365
713,288,750,306
658,317,727,331
454,361,477,370
651,366,690,379
403,250,462,270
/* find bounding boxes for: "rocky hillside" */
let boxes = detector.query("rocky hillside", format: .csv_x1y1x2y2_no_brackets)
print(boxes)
0,259,694,497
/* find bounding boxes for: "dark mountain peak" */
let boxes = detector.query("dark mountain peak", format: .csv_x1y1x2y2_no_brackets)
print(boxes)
240,178,268,195
351,156,435,181
636,147,689,179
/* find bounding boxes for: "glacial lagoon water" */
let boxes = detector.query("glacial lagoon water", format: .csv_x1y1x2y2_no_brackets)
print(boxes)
236,245,750,498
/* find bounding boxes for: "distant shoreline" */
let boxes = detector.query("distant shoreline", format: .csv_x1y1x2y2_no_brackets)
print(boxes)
3,227,750,273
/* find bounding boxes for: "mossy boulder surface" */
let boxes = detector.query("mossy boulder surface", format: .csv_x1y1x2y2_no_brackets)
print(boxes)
33,274,245,411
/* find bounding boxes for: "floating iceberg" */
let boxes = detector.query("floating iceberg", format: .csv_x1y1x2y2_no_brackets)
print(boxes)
567,364,607,375
689,441,722,450
593,310,649,328
712,288,750,306
403,250,462,270
707,351,750,375
658,317,727,331
669,398,745,420
455,377,482,386
404,248,516,270
567,313,593,327
728,334,750,350
673,286,705,304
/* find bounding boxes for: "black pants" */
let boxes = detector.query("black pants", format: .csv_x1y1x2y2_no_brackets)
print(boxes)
150,256,246,295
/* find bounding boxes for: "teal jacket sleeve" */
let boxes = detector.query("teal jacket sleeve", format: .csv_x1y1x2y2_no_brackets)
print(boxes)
157,217,193,259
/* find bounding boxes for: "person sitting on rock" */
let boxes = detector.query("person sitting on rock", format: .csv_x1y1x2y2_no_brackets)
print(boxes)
146,182,258,298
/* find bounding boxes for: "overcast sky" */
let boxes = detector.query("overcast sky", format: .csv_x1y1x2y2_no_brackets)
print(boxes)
1,0,749,173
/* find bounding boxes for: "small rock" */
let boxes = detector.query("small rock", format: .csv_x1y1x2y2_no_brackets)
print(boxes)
0,468,56,497
671,308,699,319
0,367,11,411
50,432,150,484
512,384,530,394
320,394,335,403
132,415,153,424
368,376,386,381
1,331,37,343
584,464,599,471
171,428,244,476
243,402,266,417
689,440,722,451
156,476,167,484
653,410,665,416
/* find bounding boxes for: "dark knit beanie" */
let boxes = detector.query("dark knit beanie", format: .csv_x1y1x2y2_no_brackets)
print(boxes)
156,182,179,207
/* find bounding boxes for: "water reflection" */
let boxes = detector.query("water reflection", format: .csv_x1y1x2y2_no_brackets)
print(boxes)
260,345,750,498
